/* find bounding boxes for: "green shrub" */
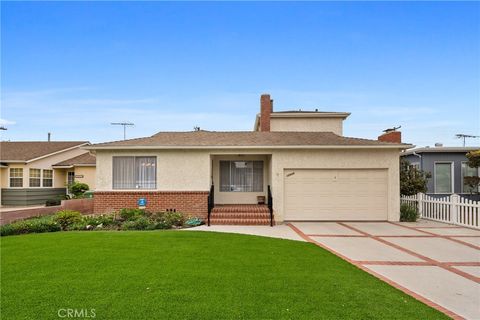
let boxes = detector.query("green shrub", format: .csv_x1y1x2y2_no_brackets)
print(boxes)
69,221,88,231
400,204,419,222
45,199,61,207
185,217,204,227
69,182,90,198
119,208,147,221
0,216,61,236
121,217,152,230
83,214,116,227
163,212,185,227
54,210,83,230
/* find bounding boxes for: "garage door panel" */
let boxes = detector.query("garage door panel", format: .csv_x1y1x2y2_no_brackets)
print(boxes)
284,169,388,221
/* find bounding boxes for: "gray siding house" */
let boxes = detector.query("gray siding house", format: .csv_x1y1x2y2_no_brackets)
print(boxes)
401,147,479,197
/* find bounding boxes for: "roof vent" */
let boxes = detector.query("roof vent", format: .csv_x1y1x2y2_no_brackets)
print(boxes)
435,143,443,147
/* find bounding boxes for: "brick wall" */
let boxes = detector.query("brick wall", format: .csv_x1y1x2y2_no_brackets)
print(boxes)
0,198,93,225
93,191,209,218
378,131,402,143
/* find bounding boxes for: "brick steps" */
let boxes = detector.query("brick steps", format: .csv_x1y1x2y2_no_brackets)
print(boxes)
210,204,272,226
210,218,272,225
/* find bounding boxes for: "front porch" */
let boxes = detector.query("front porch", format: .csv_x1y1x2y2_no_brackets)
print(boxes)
207,154,274,226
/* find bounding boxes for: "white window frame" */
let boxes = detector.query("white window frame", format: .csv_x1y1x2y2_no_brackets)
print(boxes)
112,156,157,190
461,161,480,194
42,169,54,188
67,171,75,186
29,168,42,188
434,161,454,194
9,167,24,188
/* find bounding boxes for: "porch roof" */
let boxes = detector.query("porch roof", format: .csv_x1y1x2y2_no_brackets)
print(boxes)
86,131,411,150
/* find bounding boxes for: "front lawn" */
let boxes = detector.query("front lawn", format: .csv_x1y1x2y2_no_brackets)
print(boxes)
1,231,447,319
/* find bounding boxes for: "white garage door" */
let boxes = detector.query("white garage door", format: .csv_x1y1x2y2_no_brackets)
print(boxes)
284,169,388,221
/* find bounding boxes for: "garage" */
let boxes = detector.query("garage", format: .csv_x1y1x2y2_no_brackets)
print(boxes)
284,169,388,221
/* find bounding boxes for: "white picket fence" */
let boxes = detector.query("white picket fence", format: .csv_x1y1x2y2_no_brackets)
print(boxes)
401,193,479,229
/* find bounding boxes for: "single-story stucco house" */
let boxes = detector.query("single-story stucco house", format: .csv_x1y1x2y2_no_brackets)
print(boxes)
401,146,479,197
86,94,410,225
0,141,96,206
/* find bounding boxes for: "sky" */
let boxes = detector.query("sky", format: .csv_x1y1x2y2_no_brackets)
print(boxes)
1,1,479,147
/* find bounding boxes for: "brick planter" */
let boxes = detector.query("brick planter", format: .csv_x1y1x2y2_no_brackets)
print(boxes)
93,191,209,218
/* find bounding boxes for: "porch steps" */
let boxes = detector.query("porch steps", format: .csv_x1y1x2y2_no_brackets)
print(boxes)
210,205,273,226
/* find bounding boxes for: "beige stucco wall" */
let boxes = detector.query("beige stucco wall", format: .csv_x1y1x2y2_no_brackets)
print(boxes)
94,147,400,222
270,149,400,222
0,148,88,189
74,166,96,190
212,154,270,204
95,150,210,191
270,117,344,135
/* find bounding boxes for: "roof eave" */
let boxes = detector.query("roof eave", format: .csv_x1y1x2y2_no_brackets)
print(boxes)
85,144,412,150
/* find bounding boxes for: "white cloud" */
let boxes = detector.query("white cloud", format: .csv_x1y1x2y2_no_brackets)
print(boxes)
0,118,16,126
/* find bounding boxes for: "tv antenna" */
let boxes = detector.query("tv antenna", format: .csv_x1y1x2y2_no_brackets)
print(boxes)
111,122,134,140
455,134,480,147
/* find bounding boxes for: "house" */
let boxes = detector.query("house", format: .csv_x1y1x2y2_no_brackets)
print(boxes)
86,94,410,224
401,146,480,196
0,141,96,206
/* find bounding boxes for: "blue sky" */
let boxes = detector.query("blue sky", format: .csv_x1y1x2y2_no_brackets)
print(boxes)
1,2,479,146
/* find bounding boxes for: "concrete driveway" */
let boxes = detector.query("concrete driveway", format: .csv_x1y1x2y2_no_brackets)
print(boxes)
289,220,480,320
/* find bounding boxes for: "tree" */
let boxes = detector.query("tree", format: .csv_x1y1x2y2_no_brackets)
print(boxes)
464,150,480,194
400,159,431,196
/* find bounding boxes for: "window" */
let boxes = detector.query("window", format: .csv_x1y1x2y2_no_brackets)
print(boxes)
220,161,263,192
462,162,479,193
43,169,53,187
9,168,23,187
29,169,41,187
434,162,453,193
409,163,420,170
113,156,156,189
67,171,75,186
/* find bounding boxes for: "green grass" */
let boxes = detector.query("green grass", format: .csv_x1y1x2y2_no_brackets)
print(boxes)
1,231,448,319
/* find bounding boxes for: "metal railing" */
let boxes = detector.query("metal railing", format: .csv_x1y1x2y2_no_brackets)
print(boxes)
267,185,273,226
207,184,214,226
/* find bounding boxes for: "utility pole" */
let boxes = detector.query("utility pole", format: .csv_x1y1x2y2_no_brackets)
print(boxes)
111,122,134,140
455,134,480,147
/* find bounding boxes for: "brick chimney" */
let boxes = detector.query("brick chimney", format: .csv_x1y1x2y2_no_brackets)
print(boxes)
260,94,272,132
378,130,402,143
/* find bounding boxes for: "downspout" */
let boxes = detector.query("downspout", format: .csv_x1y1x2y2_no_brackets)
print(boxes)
412,151,423,171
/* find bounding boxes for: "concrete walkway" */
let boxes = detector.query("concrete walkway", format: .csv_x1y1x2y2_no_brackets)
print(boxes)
192,220,480,319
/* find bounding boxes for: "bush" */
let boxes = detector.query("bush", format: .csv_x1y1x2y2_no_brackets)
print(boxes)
45,199,61,207
121,217,152,230
54,210,83,230
400,204,419,222
83,214,117,227
69,182,90,198
118,208,147,221
185,217,204,227
163,212,185,227
1,216,61,236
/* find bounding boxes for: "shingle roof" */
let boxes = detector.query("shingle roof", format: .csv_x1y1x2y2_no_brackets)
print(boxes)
87,131,409,149
53,152,96,167
0,141,89,162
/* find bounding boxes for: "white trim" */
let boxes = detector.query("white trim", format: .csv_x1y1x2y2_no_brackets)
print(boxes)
460,161,480,194
42,169,54,188
85,144,411,151
433,161,454,194
402,146,479,156
8,167,24,188
28,168,42,188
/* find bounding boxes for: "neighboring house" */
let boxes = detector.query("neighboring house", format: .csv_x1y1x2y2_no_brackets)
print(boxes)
402,146,480,196
86,94,410,224
0,141,96,206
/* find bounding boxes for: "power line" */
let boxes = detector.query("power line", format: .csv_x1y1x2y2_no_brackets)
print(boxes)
111,122,134,140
